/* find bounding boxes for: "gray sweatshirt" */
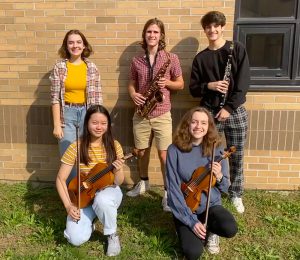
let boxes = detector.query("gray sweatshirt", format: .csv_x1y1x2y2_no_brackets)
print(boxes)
166,144,229,230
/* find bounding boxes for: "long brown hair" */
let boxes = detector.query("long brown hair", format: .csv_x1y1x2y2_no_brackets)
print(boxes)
141,18,166,51
80,105,116,166
58,29,93,59
173,107,221,156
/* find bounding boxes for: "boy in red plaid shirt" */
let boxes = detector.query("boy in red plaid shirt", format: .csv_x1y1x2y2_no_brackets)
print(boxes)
127,18,184,212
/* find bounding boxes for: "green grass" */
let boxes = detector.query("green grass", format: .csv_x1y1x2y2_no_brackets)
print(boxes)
0,183,299,259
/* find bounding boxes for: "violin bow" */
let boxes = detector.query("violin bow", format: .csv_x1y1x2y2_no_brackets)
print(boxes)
75,123,80,223
204,141,216,228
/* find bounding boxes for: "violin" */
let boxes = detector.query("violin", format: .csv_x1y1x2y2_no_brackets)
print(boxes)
181,146,236,213
68,150,137,208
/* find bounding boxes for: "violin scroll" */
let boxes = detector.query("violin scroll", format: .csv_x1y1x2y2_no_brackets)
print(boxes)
222,146,236,159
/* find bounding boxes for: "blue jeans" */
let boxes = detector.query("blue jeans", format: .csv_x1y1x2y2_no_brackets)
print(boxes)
64,186,123,246
59,105,86,183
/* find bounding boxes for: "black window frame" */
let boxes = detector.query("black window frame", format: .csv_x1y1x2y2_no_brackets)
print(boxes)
234,0,300,91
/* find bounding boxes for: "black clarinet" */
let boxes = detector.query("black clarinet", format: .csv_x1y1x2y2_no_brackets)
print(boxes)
219,42,234,109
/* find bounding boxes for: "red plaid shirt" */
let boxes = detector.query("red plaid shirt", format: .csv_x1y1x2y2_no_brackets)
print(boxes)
50,58,103,126
129,50,182,118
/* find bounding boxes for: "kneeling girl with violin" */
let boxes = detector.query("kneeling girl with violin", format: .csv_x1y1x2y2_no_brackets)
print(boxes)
56,105,124,257
166,107,237,259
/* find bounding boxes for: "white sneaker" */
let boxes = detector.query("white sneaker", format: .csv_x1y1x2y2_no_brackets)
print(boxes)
126,180,150,197
92,223,96,232
106,233,121,256
231,197,245,214
162,191,171,212
206,233,220,254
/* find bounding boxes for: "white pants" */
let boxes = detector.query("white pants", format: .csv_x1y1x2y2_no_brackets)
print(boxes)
64,186,123,246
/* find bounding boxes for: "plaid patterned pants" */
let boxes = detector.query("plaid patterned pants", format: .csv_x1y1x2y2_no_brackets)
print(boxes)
207,106,248,197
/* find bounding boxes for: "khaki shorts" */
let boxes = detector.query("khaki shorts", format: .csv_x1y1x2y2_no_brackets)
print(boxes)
133,111,172,150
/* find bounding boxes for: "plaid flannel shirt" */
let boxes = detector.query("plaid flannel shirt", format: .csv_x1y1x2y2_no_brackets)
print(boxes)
50,58,103,126
129,50,182,118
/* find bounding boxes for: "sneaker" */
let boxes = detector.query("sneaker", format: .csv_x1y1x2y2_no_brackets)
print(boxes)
106,233,121,257
231,197,245,214
162,190,171,212
126,180,150,197
92,223,96,232
206,233,220,254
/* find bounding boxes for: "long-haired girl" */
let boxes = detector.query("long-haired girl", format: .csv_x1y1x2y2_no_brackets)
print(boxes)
50,30,102,182
56,105,123,257
166,107,237,259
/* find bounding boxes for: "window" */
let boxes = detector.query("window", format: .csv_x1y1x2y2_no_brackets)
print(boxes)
235,0,300,90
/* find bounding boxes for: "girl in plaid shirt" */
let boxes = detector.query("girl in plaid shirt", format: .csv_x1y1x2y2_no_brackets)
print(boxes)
50,29,102,182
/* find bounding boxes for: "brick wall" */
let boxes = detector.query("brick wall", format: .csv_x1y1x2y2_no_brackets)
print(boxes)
244,93,300,190
0,0,299,190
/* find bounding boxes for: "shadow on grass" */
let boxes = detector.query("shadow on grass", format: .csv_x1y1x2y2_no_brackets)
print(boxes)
5,184,299,259
23,183,107,240
21,183,181,258
119,187,182,259
23,183,67,244
22,183,110,258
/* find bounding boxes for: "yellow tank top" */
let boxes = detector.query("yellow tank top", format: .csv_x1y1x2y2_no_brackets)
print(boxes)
64,61,87,103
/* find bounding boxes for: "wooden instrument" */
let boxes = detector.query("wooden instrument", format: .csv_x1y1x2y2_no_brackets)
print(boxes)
68,150,137,208
181,146,236,213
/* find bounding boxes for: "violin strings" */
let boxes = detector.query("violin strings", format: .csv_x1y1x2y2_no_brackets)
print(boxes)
186,156,224,191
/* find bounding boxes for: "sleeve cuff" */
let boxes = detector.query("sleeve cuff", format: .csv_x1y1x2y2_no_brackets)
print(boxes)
223,105,233,114
216,175,223,184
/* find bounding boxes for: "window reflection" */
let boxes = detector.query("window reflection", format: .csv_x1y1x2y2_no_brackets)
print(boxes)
246,34,283,69
241,0,296,17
